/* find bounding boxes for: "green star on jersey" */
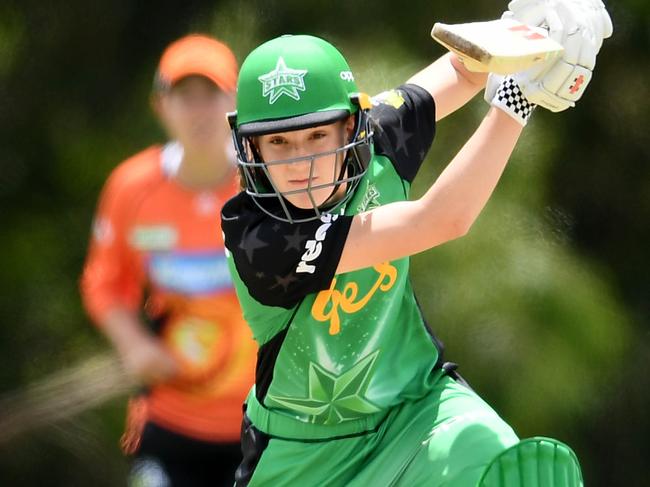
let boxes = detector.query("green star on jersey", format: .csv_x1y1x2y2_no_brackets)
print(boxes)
357,183,381,213
258,57,308,104
267,351,381,424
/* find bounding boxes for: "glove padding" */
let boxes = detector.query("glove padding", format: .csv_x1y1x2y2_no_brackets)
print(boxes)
485,0,613,112
507,0,612,50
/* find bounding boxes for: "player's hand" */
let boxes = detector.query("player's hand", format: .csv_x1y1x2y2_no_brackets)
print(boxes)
117,333,179,385
486,0,613,112
101,308,180,385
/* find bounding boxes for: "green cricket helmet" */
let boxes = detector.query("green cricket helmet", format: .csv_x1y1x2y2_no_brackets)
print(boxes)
228,34,373,223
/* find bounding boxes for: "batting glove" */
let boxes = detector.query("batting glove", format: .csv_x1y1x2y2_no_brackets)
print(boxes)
485,0,613,112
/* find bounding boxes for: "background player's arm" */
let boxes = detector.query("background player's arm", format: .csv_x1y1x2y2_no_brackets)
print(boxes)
82,245,179,385
81,170,178,385
407,52,487,121
98,307,178,384
338,106,522,274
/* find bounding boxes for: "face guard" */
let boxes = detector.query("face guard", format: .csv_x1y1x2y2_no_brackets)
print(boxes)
228,95,373,223
230,34,374,222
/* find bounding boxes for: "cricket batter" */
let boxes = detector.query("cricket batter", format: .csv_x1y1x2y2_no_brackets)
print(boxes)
221,1,612,485
81,35,256,486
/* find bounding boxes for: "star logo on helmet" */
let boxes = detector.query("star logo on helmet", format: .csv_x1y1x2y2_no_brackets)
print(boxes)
258,57,308,104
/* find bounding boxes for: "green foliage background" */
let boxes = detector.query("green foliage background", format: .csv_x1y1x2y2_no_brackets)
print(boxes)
0,0,648,485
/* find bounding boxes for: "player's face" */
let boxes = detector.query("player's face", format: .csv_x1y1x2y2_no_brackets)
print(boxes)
255,117,354,210
157,76,233,150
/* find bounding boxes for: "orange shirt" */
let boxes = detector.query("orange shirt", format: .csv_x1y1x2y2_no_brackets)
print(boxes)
81,143,256,443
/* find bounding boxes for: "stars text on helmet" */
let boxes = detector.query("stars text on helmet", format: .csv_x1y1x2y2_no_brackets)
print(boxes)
258,57,308,104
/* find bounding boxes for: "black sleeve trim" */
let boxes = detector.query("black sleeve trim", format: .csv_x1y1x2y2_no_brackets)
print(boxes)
370,83,436,183
222,194,353,308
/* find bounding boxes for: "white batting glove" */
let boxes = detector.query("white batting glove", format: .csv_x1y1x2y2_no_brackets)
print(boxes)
485,0,613,112
507,0,612,50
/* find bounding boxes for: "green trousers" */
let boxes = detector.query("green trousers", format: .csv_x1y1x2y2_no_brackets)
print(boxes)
247,375,519,486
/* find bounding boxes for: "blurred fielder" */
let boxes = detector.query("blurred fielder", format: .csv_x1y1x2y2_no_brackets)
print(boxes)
81,35,256,487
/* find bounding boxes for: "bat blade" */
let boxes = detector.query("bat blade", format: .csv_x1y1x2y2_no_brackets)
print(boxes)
0,352,135,444
431,18,564,75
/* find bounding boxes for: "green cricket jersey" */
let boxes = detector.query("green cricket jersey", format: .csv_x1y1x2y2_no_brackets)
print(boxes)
222,84,440,439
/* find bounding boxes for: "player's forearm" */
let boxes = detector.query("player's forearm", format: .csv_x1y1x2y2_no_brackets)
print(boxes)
98,306,152,353
418,106,522,235
98,306,178,384
339,107,521,274
407,53,487,121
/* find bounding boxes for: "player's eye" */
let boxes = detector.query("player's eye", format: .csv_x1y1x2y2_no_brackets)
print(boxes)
310,131,327,140
268,137,286,145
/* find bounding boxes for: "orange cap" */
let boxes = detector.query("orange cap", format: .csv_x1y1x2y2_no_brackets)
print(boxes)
156,34,238,92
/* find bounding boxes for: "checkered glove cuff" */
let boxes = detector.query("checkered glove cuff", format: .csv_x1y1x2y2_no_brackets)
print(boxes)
491,77,536,126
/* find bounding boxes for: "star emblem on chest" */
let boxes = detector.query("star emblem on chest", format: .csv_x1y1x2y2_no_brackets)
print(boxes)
266,350,381,424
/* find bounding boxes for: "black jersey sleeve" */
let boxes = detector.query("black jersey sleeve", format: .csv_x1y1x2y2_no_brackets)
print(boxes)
370,84,436,183
221,193,353,309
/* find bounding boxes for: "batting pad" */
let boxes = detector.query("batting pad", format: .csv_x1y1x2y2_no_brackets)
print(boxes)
477,437,583,487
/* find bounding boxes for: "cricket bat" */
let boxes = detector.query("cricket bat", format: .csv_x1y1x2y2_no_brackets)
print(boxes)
0,352,135,444
431,18,564,75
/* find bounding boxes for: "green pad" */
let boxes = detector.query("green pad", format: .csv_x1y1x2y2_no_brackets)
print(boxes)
477,437,583,487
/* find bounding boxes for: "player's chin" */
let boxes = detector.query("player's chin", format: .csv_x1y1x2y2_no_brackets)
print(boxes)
283,189,331,210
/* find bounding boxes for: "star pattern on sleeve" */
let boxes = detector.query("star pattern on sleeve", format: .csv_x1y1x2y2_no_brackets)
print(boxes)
369,84,435,184
390,124,415,158
227,196,353,308
270,272,299,291
238,225,269,264
283,227,309,252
